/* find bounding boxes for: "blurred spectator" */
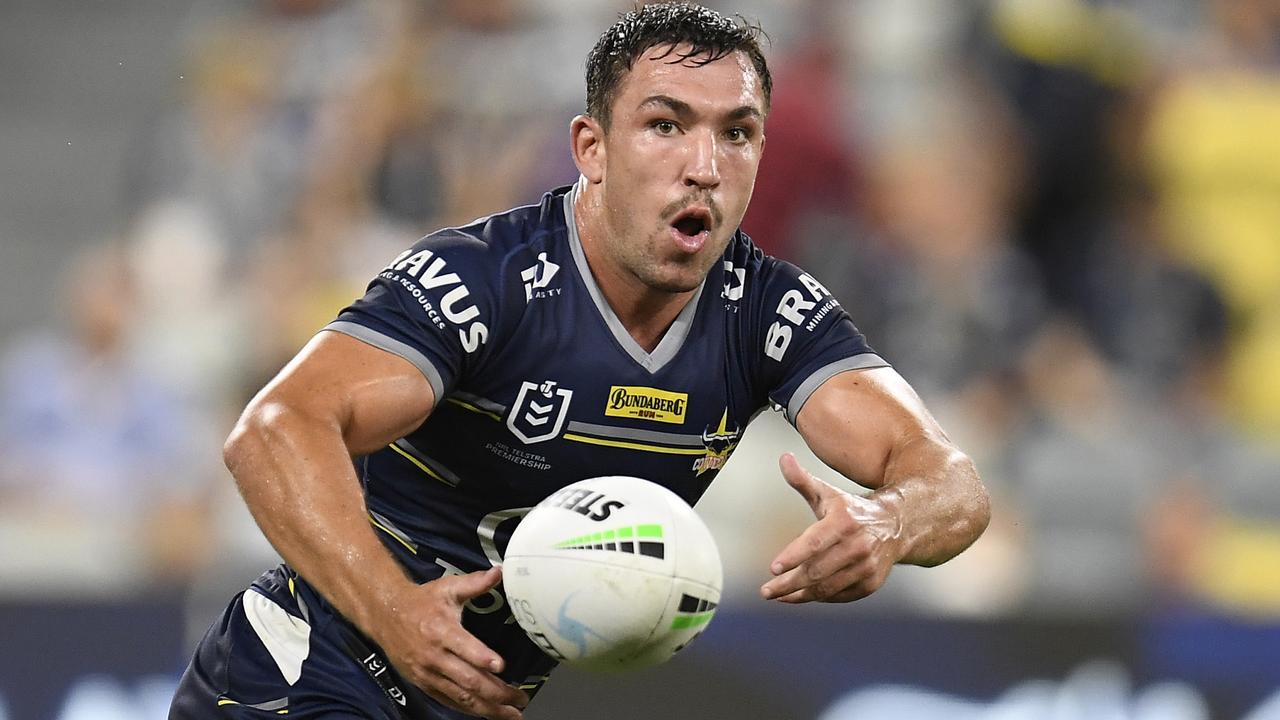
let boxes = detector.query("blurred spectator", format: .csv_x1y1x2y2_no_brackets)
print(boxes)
804,88,1043,402
1003,321,1191,615
125,200,247,410
1145,437,1280,619
838,0,980,141
1074,187,1228,398
740,0,863,260
238,173,404,397
980,0,1148,315
0,244,214,594
126,0,404,269
410,0,613,221
1139,0,1280,438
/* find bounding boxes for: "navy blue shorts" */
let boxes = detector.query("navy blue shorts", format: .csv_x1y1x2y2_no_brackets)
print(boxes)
170,566,530,719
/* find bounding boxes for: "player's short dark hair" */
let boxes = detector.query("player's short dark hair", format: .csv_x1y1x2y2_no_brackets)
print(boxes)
585,2,772,128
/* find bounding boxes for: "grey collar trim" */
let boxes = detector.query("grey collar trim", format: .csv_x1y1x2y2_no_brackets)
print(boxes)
563,179,706,375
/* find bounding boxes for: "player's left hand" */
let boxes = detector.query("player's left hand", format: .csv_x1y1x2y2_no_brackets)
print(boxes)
761,453,905,603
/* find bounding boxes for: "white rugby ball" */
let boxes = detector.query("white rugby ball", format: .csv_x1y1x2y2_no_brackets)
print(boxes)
502,476,722,671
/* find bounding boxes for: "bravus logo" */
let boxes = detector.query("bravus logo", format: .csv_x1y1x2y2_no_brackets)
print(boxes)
385,247,489,353
764,272,837,361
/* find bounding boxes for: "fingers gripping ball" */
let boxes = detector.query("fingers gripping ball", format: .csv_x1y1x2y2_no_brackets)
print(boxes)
502,476,722,671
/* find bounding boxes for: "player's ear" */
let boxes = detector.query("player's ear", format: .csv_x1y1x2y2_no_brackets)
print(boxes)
571,114,605,184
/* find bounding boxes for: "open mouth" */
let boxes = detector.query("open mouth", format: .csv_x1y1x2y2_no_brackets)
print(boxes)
670,207,713,247
673,214,708,237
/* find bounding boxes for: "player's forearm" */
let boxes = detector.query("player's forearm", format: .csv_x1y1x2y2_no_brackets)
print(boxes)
871,435,989,567
223,400,414,634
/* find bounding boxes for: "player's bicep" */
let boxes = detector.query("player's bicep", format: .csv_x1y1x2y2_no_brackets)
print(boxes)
253,330,436,457
794,367,946,489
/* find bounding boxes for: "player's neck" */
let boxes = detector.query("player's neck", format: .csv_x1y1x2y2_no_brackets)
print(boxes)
574,195,695,354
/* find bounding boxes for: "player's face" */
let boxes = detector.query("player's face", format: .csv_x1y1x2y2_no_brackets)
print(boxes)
596,46,766,293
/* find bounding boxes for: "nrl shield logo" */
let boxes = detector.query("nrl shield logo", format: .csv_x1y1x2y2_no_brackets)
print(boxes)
508,380,573,444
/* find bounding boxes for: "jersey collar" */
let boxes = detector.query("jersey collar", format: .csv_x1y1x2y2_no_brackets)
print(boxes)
563,178,708,375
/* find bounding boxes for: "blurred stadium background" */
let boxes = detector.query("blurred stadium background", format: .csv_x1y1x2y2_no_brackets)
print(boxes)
1,0,1278,718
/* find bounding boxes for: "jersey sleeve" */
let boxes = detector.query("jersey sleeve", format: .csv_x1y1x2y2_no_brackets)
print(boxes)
748,256,889,424
323,231,502,401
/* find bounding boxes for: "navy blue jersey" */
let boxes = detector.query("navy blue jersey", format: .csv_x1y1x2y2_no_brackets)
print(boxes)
173,182,889,719
322,180,885,677
326,182,885,579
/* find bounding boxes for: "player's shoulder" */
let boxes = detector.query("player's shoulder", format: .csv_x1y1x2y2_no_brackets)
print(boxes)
358,187,573,359
723,230,827,298
723,230,851,364
380,186,574,316
398,186,573,271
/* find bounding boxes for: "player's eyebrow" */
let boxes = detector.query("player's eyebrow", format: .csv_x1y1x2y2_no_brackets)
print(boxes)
638,95,696,120
637,95,763,124
724,105,763,123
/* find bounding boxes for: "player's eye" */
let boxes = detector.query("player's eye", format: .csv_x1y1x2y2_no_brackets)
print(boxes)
726,127,751,143
653,120,678,135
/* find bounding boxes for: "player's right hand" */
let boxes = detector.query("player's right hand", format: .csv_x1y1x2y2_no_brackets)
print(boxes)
373,566,529,719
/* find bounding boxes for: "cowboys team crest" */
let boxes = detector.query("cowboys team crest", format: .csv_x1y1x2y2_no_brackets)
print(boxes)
508,380,574,444
693,410,741,476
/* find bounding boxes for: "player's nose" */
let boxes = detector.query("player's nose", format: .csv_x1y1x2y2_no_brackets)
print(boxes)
682,129,720,190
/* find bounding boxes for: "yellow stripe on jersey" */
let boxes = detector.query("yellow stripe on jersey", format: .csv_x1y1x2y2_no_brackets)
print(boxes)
562,433,705,455
369,515,418,555
445,397,502,421
217,699,287,715
387,443,452,486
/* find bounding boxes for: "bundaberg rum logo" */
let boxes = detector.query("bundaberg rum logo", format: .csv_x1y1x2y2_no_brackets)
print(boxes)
605,386,688,425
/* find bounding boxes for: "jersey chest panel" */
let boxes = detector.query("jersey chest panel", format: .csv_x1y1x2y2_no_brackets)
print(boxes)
416,286,755,511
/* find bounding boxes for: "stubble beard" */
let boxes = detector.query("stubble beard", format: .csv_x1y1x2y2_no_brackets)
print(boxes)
599,187,730,294
629,226,728,294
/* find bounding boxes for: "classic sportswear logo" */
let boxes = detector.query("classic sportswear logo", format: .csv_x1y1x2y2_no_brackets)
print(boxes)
722,261,745,301
605,386,688,425
521,252,561,303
